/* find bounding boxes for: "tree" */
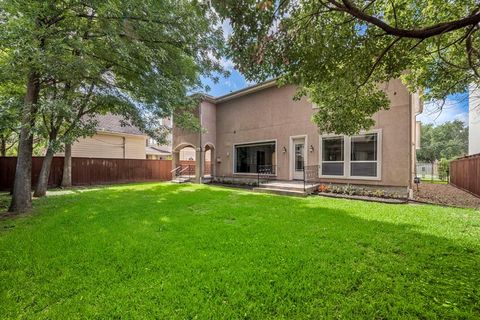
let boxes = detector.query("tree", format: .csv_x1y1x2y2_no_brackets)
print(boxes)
214,1,480,134
417,120,468,162
438,158,450,181
1,1,226,210
0,82,22,157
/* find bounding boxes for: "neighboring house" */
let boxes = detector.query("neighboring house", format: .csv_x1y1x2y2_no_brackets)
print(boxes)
146,118,173,160
58,114,172,160
173,79,423,194
469,85,480,155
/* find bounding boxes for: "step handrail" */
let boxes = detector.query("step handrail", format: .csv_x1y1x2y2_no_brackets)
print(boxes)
179,166,190,174
170,166,182,173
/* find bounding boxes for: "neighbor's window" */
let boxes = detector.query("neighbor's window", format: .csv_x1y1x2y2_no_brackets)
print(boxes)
351,133,378,177
322,137,344,176
235,141,276,174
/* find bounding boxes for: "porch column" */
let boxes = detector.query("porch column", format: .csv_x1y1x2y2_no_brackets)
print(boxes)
172,151,180,170
195,147,204,183
212,149,216,178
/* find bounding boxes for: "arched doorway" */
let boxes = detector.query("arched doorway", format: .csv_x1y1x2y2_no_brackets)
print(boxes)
204,143,215,180
173,143,197,181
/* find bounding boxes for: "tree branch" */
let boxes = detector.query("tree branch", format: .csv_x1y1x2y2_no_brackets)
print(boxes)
359,36,402,87
326,0,480,39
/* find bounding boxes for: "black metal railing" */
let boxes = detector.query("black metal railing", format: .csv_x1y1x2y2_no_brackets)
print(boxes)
257,165,277,186
303,164,320,191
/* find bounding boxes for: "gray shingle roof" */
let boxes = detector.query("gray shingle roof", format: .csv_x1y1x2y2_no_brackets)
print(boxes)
95,114,144,136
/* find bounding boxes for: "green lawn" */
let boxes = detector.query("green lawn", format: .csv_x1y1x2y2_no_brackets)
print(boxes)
1,183,479,319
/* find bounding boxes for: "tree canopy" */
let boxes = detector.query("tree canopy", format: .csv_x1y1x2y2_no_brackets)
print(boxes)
1,0,226,140
1,0,226,211
416,120,469,162
214,0,480,134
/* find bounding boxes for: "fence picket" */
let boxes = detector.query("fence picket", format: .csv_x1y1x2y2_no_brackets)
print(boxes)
450,154,480,197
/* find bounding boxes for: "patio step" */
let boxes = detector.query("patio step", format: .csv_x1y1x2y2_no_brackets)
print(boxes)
253,180,320,197
258,182,319,193
171,177,191,183
253,187,308,197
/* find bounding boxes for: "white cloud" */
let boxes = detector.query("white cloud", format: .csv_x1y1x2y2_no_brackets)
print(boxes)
207,51,235,71
219,57,235,70
418,95,468,125
221,19,233,40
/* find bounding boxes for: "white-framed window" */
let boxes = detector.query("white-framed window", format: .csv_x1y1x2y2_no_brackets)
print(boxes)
321,136,345,176
350,133,378,177
319,130,381,180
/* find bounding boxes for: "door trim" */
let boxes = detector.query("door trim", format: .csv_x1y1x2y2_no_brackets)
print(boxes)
289,135,308,180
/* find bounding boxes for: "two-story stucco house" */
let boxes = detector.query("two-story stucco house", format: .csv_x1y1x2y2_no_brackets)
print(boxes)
173,79,423,196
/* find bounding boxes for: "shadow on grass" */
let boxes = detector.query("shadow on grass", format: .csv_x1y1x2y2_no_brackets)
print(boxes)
0,183,479,318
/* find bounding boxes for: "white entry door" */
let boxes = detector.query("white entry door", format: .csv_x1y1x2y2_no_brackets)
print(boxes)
292,138,306,180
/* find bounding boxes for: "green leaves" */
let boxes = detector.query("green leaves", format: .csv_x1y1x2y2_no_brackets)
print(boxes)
417,120,468,162
1,0,228,147
214,0,480,134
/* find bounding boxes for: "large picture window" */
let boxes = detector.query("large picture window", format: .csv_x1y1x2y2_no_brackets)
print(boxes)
234,141,276,174
321,137,344,176
351,133,377,177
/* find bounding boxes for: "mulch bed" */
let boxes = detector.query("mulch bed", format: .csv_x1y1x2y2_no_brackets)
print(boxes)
414,183,480,210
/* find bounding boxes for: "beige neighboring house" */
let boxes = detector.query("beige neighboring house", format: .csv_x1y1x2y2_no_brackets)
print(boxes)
59,114,172,160
173,79,423,195
145,118,173,160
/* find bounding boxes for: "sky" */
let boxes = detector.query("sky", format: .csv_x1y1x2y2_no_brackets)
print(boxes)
417,93,469,125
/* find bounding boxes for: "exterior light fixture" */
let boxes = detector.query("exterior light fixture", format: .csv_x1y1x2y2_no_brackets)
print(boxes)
309,145,314,152
282,146,287,154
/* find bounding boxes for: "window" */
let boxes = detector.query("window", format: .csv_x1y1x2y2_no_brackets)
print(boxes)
320,131,381,179
234,141,276,174
321,137,344,176
351,133,377,177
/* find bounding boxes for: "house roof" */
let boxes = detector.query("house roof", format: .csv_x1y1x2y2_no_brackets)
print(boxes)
95,114,144,136
146,146,171,156
215,79,278,103
192,79,279,104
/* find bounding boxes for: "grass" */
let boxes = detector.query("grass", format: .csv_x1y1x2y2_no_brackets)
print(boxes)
0,183,479,319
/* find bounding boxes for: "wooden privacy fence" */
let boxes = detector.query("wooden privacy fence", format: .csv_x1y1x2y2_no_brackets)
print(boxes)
450,154,480,198
0,157,173,190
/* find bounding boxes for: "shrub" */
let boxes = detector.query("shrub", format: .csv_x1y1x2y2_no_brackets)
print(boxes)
372,189,386,198
318,184,329,193
438,158,450,181
342,184,357,196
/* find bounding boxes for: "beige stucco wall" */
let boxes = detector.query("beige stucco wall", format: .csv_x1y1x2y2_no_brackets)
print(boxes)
61,133,147,159
174,79,418,188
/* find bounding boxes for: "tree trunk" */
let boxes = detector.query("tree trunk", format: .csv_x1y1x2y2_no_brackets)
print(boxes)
0,135,5,157
9,72,41,213
61,143,72,188
33,142,55,197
